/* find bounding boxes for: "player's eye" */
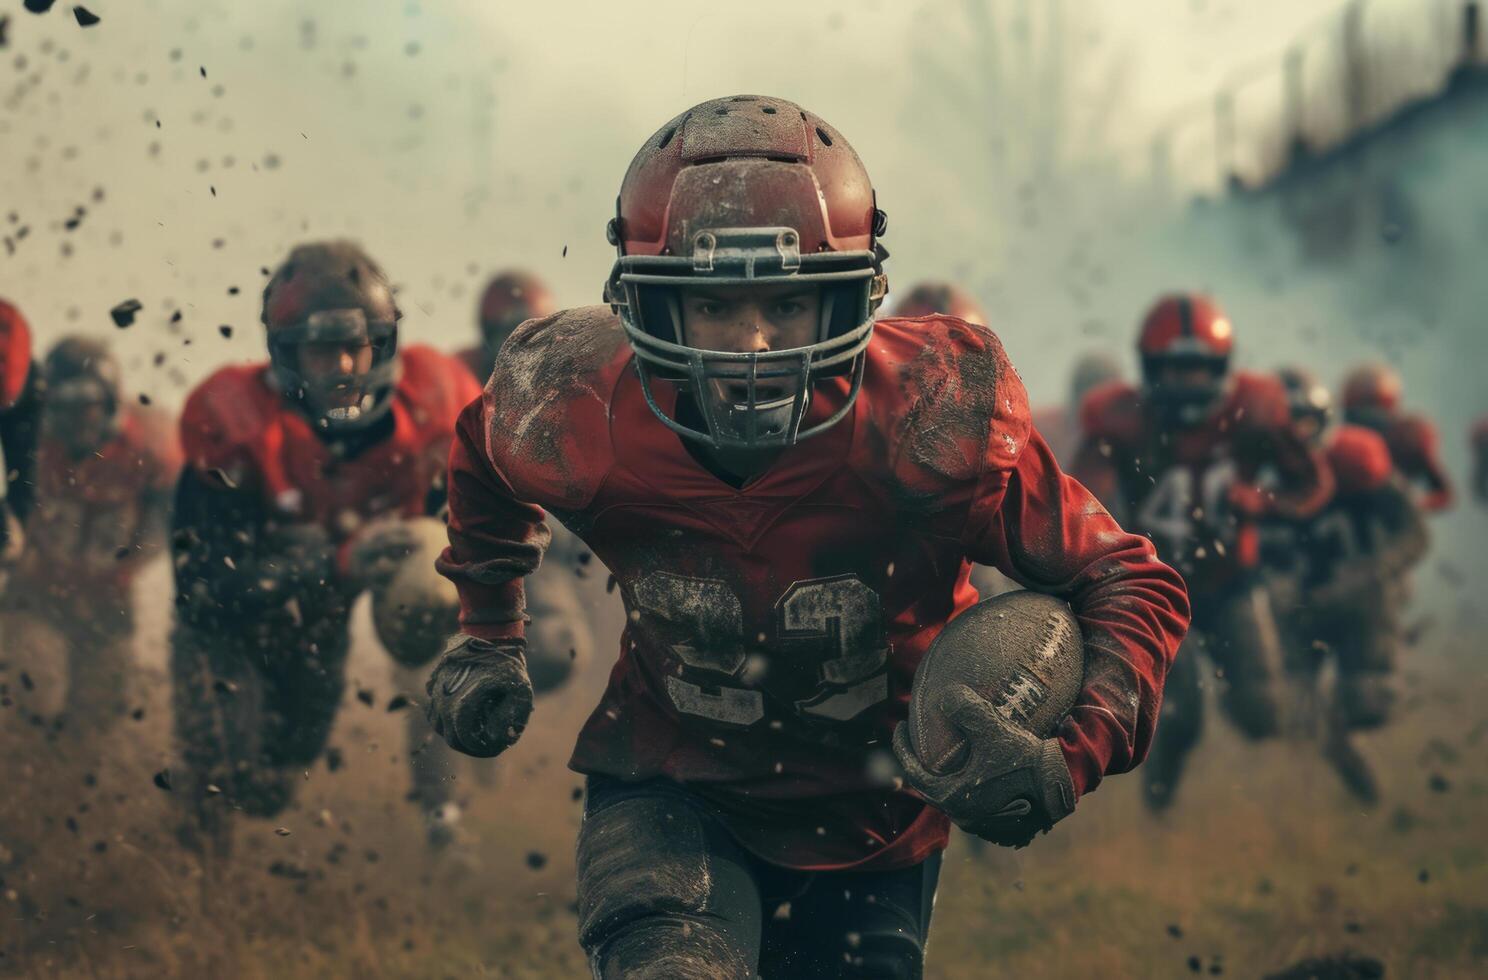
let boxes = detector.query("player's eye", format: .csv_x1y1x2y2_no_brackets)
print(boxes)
771,300,806,318
694,300,728,318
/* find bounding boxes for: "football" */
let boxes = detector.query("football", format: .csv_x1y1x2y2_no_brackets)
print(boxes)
906,590,1085,775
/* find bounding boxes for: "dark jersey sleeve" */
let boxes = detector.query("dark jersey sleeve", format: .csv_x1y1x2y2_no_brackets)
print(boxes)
963,427,1191,800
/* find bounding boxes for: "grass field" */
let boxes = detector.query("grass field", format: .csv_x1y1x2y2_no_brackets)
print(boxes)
1,567,1484,978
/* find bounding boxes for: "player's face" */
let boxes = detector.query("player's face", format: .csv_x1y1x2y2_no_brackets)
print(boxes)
678,283,821,355
679,283,820,410
48,397,113,454
298,340,374,409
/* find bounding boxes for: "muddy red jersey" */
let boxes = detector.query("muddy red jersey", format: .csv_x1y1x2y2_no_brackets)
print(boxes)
23,406,181,587
1072,375,1331,600
181,345,480,557
442,307,1189,872
1378,412,1452,513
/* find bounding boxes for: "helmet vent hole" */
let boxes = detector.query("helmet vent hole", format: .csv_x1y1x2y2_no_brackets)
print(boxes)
761,106,777,115
815,126,833,147
657,127,676,150
715,107,729,115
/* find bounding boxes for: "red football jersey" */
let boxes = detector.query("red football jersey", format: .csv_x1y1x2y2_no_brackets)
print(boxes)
1072,375,1332,599
24,405,182,587
1382,412,1452,513
442,307,1190,872
181,345,480,555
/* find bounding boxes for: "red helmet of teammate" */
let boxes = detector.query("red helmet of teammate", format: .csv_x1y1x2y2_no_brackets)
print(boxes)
0,298,33,410
1137,292,1234,426
891,281,987,326
261,241,402,433
478,270,556,360
41,336,122,457
1277,365,1332,446
1340,362,1401,429
606,94,889,451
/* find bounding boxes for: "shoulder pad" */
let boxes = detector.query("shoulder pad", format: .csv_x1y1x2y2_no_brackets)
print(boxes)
179,364,277,480
1078,380,1144,446
485,305,629,509
863,315,1030,486
397,345,483,434
1226,371,1291,430
1327,424,1393,494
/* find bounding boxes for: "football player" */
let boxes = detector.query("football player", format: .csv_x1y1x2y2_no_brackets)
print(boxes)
169,241,481,855
2,338,180,735
426,95,1189,978
1072,294,1332,811
1266,367,1427,802
1341,362,1453,513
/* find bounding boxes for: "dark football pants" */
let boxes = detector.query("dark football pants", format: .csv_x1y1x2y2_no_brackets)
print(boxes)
1144,583,1285,810
1283,587,1399,731
171,618,350,818
577,775,942,980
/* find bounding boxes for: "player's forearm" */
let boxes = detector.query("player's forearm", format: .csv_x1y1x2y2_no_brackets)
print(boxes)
978,435,1190,797
438,400,549,642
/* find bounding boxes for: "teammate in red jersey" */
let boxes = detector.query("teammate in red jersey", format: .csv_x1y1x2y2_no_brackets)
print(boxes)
1,338,180,734
1341,362,1453,513
169,241,482,855
888,280,988,326
456,270,592,698
1474,415,1488,505
0,299,40,576
426,95,1189,978
1265,368,1427,803
1072,293,1332,811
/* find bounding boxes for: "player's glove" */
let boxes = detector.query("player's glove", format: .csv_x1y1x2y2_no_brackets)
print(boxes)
893,685,1075,848
425,634,533,758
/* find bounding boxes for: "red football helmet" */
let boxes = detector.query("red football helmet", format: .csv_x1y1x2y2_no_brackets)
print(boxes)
606,94,889,451
1341,362,1402,429
0,298,33,410
478,270,556,360
890,281,987,327
1276,365,1332,446
1137,293,1233,425
261,241,401,433
41,336,122,457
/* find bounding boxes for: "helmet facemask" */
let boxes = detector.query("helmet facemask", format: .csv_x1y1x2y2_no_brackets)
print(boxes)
268,308,400,434
1142,350,1229,428
611,226,885,451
